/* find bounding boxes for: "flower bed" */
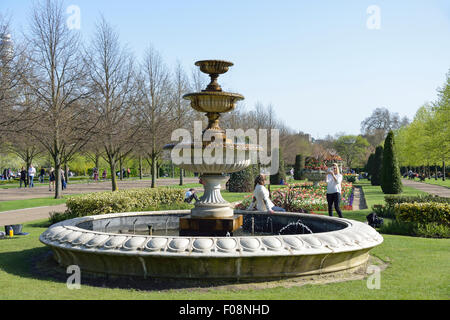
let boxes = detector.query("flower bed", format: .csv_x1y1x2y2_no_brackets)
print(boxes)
236,182,354,212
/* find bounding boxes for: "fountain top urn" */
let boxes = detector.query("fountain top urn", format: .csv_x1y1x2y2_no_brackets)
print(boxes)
194,60,234,92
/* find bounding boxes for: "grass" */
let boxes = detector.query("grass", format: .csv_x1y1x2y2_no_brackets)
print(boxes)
0,197,67,212
0,219,448,299
355,179,427,209
407,177,450,189
0,178,448,299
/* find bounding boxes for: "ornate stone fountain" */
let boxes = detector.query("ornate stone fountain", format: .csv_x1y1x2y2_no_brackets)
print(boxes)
39,60,383,281
164,60,259,236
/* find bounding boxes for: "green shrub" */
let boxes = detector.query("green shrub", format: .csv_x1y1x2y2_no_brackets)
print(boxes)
381,131,403,194
395,202,450,227
294,154,305,180
384,194,450,208
371,146,383,186
63,188,185,219
228,165,258,192
379,220,450,238
372,204,396,219
270,147,286,185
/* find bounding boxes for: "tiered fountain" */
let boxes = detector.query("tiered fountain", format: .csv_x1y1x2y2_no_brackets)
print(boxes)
39,60,383,280
164,60,259,236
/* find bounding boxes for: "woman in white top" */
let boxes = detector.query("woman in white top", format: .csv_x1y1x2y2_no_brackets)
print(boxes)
326,163,343,218
247,174,286,213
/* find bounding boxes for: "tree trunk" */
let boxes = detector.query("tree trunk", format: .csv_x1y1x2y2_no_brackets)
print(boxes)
151,154,156,188
139,155,143,180
119,156,123,180
64,163,69,183
108,154,118,191
54,161,62,199
443,160,446,181
179,168,184,186
435,164,438,180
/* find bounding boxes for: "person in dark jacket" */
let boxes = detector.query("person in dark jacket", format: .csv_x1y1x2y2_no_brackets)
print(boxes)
19,167,27,188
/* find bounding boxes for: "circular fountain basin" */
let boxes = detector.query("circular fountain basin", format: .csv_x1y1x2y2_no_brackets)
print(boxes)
40,210,383,280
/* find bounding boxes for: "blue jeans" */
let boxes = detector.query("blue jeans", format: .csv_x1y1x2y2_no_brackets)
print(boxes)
272,206,286,212
29,176,34,187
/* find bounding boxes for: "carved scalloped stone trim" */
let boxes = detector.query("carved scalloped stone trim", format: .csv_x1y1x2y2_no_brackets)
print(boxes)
40,210,383,258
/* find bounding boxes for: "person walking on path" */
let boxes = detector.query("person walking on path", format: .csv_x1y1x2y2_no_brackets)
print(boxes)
28,165,36,188
39,167,46,183
60,168,67,190
102,169,107,180
325,163,343,218
93,167,99,181
19,167,27,188
49,167,55,191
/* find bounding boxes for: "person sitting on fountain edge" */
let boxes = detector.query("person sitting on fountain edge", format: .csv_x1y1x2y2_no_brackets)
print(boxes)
247,174,286,213
184,188,199,204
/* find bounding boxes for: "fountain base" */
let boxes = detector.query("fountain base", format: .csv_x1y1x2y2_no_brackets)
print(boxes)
179,214,243,237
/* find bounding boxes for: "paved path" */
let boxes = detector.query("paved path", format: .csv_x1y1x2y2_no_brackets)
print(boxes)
0,204,67,226
0,178,199,201
352,186,367,210
0,178,199,227
402,179,450,198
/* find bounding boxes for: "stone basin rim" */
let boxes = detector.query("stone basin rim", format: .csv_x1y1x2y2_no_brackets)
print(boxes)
40,209,384,258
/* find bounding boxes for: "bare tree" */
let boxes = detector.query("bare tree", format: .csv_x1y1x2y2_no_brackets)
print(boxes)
0,16,33,138
22,0,95,198
138,46,174,188
361,107,409,147
85,16,140,191
172,61,192,185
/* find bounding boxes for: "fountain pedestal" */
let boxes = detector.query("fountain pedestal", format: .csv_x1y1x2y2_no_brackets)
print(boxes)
179,174,243,236
179,215,243,237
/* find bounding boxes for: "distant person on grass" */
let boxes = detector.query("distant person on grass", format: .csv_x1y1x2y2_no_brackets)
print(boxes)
325,163,343,218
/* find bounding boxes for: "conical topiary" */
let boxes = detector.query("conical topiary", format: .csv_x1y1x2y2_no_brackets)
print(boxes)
270,147,286,185
294,154,305,180
365,152,375,179
371,146,383,186
228,165,259,192
381,131,403,194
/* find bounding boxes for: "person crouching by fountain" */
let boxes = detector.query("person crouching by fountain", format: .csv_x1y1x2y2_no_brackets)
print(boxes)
326,163,343,218
184,188,199,204
247,174,286,213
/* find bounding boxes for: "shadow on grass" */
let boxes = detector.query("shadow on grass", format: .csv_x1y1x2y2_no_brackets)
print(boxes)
0,246,292,292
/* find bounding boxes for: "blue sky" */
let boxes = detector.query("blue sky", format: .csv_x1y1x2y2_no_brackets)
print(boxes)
2,0,449,139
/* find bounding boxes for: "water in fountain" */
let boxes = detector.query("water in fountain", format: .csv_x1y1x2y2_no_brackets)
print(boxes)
278,219,313,235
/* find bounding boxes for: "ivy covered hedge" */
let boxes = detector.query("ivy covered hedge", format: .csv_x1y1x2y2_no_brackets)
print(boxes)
49,188,186,224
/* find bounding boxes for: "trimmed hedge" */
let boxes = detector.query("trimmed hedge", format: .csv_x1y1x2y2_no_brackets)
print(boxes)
395,202,450,227
385,194,450,207
65,188,185,217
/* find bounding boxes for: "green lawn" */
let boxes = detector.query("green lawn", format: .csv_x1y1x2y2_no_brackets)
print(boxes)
0,179,448,299
408,177,450,189
0,197,67,212
355,180,427,209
